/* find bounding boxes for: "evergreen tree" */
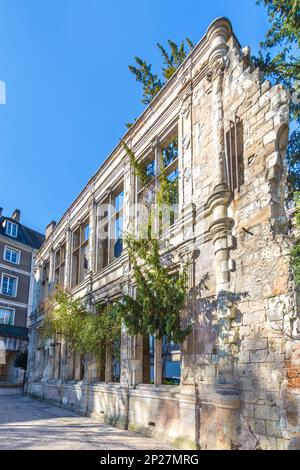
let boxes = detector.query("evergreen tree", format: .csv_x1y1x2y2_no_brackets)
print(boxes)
129,38,194,105
255,0,300,201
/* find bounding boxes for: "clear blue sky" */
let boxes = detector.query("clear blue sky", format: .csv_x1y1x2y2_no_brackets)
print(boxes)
0,0,269,234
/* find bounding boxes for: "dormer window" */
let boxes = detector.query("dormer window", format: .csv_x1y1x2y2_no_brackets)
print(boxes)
6,221,18,237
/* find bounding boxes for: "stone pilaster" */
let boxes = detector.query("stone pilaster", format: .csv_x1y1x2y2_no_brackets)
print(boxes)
48,248,55,295
88,196,97,274
179,90,193,209
64,227,72,290
154,338,163,385
205,17,240,449
206,18,231,187
123,157,135,235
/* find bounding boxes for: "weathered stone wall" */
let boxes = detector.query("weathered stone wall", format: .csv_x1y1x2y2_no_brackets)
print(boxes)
26,17,299,450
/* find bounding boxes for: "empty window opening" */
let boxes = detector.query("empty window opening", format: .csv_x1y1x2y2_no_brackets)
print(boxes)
225,117,244,193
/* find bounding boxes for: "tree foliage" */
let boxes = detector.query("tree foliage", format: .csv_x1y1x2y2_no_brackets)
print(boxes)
255,0,300,200
129,38,194,105
290,193,300,285
116,141,192,344
40,289,121,356
113,235,191,344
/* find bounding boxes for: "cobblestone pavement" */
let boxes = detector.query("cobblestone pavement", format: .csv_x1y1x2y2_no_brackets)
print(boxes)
0,389,174,450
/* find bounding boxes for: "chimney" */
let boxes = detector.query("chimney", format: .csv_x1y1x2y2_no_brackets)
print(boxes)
45,220,56,240
12,209,21,222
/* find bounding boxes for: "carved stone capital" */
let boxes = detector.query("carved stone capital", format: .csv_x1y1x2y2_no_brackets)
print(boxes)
209,217,234,246
206,55,229,82
205,183,232,214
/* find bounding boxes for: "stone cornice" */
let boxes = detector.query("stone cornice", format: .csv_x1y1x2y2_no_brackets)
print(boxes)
36,18,234,261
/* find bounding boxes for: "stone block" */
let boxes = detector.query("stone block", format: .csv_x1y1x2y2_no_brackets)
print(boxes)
263,130,276,146
250,349,269,363
243,310,266,325
255,404,279,421
243,403,255,418
266,419,281,437
243,337,268,351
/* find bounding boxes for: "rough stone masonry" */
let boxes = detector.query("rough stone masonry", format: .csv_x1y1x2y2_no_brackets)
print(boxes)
26,17,300,450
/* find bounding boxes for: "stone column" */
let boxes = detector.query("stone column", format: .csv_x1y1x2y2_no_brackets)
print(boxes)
205,18,240,449
123,157,135,235
179,91,195,242
105,341,112,383
178,246,199,449
152,136,162,239
179,90,193,208
206,18,231,187
64,228,72,290
154,337,163,385
48,248,55,295
60,338,67,382
107,189,113,265
53,337,62,380
74,352,83,380
88,196,97,274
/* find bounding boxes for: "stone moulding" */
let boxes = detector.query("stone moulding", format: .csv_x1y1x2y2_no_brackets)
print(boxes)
26,16,298,450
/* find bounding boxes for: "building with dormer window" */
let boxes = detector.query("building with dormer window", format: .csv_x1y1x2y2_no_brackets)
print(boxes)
0,208,44,384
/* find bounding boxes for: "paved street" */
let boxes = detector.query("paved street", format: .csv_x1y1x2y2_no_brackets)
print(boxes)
0,389,173,450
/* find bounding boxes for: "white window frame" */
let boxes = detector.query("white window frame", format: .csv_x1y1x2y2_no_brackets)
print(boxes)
0,273,18,297
6,221,18,238
3,245,21,265
0,306,15,325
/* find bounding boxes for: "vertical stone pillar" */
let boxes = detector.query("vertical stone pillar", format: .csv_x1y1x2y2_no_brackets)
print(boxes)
129,335,142,386
154,337,163,385
123,158,135,235
105,341,112,383
54,338,62,380
64,228,72,290
60,338,67,382
74,352,83,380
88,196,97,274
178,246,199,450
66,346,75,381
205,18,240,449
95,345,106,382
33,264,42,310
48,248,55,295
206,17,231,187
152,136,162,238
179,90,193,208
179,91,195,242
107,189,113,265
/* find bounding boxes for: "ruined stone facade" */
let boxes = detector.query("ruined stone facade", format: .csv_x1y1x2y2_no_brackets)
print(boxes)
26,18,300,450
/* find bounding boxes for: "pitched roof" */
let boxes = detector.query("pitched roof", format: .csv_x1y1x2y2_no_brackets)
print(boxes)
0,215,44,250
